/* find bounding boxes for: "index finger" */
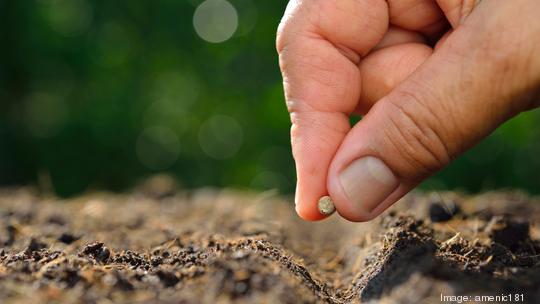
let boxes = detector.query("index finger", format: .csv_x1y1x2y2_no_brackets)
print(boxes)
276,0,389,220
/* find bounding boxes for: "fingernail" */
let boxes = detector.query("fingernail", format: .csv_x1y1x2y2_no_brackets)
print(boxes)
339,156,398,213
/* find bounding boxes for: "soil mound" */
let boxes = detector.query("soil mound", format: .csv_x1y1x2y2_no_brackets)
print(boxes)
1,188,539,303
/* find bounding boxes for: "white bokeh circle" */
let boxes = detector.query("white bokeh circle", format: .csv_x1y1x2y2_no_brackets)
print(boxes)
193,0,238,43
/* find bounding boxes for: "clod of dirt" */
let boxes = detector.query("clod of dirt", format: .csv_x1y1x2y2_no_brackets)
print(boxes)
2,224,17,246
25,238,47,253
58,233,80,244
156,269,181,287
79,242,111,263
488,217,530,252
428,200,459,222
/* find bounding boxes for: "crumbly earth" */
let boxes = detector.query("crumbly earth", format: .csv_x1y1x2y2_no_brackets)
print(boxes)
0,184,539,303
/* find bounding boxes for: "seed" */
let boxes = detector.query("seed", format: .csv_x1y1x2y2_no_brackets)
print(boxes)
318,196,335,216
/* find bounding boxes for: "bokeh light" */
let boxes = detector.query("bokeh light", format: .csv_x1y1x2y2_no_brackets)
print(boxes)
198,115,243,159
136,126,181,171
41,0,93,36
193,0,238,43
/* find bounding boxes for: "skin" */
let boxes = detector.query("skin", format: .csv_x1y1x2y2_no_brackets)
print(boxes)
276,0,540,222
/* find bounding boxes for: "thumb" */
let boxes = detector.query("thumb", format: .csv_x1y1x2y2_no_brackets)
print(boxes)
327,0,540,222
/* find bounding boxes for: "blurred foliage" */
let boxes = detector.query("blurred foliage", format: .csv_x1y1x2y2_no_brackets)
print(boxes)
0,0,538,197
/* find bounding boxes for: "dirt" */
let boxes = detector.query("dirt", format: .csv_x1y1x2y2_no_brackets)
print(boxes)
1,185,539,303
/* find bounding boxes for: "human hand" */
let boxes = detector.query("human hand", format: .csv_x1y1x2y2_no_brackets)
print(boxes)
276,0,540,221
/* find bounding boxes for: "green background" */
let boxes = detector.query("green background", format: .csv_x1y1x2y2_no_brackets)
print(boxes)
1,0,539,197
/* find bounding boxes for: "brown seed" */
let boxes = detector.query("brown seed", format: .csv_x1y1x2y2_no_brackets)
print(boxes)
318,196,335,216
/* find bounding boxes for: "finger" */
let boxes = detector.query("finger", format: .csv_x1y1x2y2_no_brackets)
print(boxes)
372,26,426,51
436,0,482,28
276,0,388,220
327,0,540,221
387,0,449,38
356,27,431,114
349,0,483,116
356,42,433,114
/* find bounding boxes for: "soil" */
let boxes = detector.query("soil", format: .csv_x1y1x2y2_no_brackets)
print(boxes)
1,184,540,303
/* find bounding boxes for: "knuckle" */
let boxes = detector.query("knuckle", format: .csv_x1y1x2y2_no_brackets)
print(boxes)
277,43,294,74
288,100,349,133
286,98,310,123
383,91,452,178
275,20,289,54
278,42,360,113
275,0,307,54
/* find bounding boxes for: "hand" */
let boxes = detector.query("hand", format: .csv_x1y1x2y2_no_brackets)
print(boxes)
276,0,540,221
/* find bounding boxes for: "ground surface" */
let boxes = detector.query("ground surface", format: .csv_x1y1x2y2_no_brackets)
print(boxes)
1,183,539,303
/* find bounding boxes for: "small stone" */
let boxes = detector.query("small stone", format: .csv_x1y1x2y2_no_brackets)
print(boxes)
318,196,335,216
